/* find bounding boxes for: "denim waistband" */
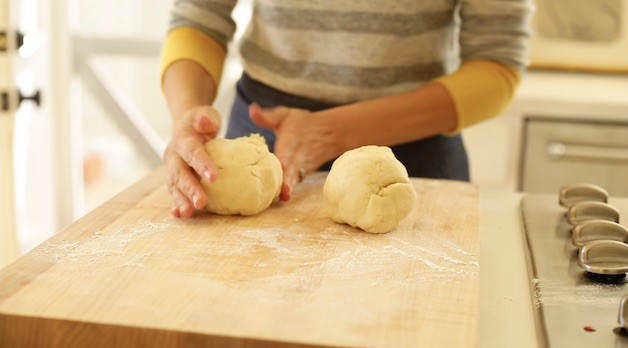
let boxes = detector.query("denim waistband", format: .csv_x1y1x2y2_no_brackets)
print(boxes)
238,73,338,111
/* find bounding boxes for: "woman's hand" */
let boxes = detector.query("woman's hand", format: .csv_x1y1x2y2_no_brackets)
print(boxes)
164,106,220,217
249,103,344,201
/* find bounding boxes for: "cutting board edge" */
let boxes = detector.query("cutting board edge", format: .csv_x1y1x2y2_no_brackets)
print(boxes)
0,312,351,348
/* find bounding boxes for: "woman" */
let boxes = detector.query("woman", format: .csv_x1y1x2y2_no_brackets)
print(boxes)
161,0,533,217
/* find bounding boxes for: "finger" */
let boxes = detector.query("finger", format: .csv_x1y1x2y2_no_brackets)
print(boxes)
278,163,300,202
273,132,298,170
277,136,311,186
279,182,291,202
168,158,206,209
193,113,220,138
273,139,298,202
175,137,218,183
284,165,300,192
169,185,193,218
249,103,289,129
279,140,318,202
165,147,199,215
277,158,292,202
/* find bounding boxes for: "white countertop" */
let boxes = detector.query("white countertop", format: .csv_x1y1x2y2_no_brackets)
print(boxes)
479,189,538,348
508,70,628,122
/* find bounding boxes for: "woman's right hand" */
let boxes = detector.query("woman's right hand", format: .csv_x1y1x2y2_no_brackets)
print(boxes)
164,106,221,218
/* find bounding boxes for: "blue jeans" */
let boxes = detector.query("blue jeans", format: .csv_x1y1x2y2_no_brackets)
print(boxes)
226,73,470,181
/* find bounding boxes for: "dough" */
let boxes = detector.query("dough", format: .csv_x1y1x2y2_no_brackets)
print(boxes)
201,134,282,215
323,145,416,233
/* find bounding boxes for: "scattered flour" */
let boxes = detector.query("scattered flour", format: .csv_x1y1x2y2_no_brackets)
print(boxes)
34,219,170,263
31,217,478,289
531,277,622,308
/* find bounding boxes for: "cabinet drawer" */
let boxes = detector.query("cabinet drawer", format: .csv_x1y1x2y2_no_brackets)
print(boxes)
521,118,628,196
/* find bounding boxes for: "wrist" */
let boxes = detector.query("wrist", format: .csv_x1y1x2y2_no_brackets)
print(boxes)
164,60,217,120
171,101,209,121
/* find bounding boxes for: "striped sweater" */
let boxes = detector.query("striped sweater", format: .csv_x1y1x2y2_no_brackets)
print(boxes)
163,0,533,128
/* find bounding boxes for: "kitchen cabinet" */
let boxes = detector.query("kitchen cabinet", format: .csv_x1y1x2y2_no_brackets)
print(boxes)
521,117,628,196
463,71,628,193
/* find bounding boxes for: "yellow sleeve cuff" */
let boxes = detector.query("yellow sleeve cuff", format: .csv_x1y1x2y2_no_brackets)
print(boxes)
436,60,521,133
160,27,227,89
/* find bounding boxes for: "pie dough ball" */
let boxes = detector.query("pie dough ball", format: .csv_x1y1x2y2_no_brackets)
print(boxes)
324,145,416,233
201,134,282,215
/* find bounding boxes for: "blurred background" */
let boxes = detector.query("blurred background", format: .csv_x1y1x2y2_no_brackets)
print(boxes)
1,0,252,264
2,0,628,266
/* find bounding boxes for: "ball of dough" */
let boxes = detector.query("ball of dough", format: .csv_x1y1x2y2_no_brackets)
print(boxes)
323,145,416,233
201,134,282,215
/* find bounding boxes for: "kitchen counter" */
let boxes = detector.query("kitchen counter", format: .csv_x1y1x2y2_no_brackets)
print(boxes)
510,70,628,122
0,168,537,347
479,190,537,348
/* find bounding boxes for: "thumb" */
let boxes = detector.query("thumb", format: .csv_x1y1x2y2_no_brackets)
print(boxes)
193,113,219,137
249,103,288,130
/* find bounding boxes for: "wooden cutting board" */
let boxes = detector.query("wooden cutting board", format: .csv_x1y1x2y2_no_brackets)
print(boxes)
0,168,479,348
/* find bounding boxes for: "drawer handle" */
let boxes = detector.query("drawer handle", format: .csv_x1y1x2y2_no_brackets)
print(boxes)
547,142,628,164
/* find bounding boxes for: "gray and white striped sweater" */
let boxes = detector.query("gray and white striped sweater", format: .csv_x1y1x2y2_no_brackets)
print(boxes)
169,0,533,104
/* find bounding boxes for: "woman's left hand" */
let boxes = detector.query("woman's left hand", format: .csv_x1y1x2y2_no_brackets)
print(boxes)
249,103,344,201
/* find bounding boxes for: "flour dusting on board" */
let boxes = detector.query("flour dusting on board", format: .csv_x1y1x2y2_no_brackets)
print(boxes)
33,220,170,263
193,222,479,289
31,215,478,289
240,228,292,254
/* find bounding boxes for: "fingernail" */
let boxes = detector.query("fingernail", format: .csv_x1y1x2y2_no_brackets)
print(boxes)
203,170,212,182
281,184,292,201
181,202,191,216
251,103,262,113
192,194,200,208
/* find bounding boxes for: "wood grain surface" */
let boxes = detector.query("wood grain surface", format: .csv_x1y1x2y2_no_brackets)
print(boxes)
0,168,480,347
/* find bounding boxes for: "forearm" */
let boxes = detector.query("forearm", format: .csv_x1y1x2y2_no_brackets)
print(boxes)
161,1,235,119
320,81,457,154
319,60,521,156
163,60,217,120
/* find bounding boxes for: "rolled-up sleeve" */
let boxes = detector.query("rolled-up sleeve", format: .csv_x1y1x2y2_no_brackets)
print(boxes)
459,0,534,70
434,0,533,133
169,0,238,49
161,0,238,87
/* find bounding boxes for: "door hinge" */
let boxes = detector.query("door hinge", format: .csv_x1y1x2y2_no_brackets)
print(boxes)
1,92,9,112
0,31,25,52
19,90,41,107
0,89,42,112
0,31,7,52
